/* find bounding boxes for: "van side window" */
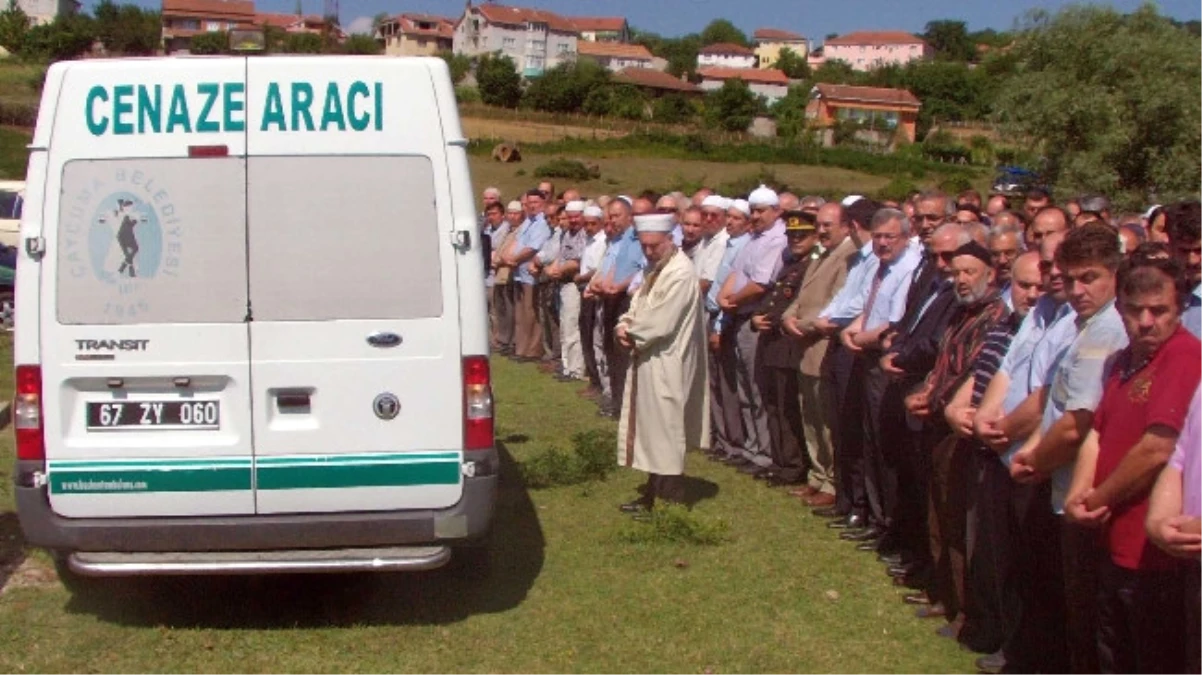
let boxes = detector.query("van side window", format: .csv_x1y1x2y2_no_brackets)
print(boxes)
246,155,443,321
55,158,249,325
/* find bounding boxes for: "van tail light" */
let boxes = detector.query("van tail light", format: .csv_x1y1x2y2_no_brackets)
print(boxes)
462,356,494,451
14,365,44,461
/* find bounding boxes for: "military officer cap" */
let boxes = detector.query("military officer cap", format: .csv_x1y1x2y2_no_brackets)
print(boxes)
783,209,817,234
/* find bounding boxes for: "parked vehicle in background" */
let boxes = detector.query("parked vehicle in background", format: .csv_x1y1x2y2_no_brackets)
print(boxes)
990,166,1047,197
0,180,24,248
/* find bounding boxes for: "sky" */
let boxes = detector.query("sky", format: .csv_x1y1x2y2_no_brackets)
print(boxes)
93,0,1201,39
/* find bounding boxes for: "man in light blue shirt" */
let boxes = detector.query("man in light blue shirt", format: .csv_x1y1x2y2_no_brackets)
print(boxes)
705,199,753,462
505,190,552,359
587,199,645,417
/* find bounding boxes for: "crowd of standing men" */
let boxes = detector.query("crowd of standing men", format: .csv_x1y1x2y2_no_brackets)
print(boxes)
481,180,1202,675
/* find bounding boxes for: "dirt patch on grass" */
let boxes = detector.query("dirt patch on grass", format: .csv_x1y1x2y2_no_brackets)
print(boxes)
462,117,628,144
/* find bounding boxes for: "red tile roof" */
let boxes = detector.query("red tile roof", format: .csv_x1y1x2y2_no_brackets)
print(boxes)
813,83,921,108
824,30,926,46
257,12,302,28
162,0,255,20
571,16,627,33
753,28,804,42
697,66,790,86
577,41,652,61
394,13,456,39
697,42,755,56
613,67,700,93
474,3,577,33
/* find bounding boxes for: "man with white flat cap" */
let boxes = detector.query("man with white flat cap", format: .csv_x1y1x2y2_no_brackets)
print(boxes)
717,185,788,474
616,213,710,514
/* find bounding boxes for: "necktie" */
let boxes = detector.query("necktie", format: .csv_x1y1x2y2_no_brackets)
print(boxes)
863,269,885,326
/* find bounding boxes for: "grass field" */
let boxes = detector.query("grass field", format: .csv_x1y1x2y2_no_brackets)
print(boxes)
0,329,973,673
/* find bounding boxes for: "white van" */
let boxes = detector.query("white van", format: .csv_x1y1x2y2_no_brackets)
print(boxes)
12,56,497,579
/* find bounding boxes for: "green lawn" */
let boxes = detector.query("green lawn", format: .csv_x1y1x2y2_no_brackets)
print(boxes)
0,339,973,673
0,127,30,180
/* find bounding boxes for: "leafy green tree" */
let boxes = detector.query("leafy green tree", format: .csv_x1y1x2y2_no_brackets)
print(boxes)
476,52,522,108
651,94,697,124
923,20,974,62
700,19,749,47
264,24,287,52
774,47,810,78
437,50,472,85
94,1,160,55
704,78,759,132
772,85,811,140
187,30,228,55
811,59,858,84
994,3,1201,206
281,32,322,53
0,0,31,55
341,34,380,54
22,13,96,61
523,60,608,113
582,84,646,120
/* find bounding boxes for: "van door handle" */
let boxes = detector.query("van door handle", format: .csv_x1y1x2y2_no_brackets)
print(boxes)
366,332,402,348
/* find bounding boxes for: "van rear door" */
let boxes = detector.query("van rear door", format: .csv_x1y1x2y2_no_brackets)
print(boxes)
40,60,254,518
244,59,465,514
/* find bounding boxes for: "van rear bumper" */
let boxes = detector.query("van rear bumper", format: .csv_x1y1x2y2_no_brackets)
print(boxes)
14,459,497,553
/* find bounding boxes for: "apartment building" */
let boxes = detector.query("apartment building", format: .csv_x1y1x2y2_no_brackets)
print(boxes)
822,30,931,71
453,3,578,77
753,28,807,69
161,0,257,53
378,13,455,56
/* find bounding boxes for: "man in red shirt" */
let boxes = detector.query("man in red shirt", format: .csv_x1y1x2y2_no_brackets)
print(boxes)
1065,256,1201,673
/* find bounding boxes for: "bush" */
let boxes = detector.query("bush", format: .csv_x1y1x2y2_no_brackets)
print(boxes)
437,50,472,84
717,167,793,199
533,158,598,182
188,30,228,55
939,175,974,195
455,85,482,104
581,84,646,121
517,429,618,489
523,60,609,114
652,94,697,124
876,177,920,203
281,32,322,54
617,504,729,545
476,53,522,109
703,78,760,132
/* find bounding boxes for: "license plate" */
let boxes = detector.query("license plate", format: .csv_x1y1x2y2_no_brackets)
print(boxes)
86,400,221,431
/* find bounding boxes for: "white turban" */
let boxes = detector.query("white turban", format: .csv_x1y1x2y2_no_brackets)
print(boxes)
748,185,779,207
634,213,675,233
841,194,865,207
565,200,585,213
506,200,523,213
583,205,603,219
701,195,729,210
729,199,751,217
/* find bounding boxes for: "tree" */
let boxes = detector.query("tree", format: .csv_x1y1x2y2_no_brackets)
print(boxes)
188,30,228,55
437,50,472,85
652,94,697,124
811,59,857,84
994,3,1202,206
774,47,810,78
281,32,322,53
22,13,96,61
94,1,160,55
923,20,974,62
0,0,31,55
341,34,380,54
523,59,609,113
772,85,810,140
704,78,759,132
582,84,646,120
699,18,748,47
476,52,522,108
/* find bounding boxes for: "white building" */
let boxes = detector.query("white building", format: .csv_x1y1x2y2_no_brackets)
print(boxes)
15,0,77,25
697,66,790,104
453,3,578,78
696,42,757,70
576,41,654,72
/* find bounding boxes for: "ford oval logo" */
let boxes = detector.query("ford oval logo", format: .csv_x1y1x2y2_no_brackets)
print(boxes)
366,332,402,348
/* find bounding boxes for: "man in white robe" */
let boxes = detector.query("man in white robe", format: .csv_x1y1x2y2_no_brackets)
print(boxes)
615,213,711,513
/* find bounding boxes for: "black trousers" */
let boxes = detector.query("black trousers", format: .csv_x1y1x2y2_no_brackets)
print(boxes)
1002,481,1069,673
896,423,936,570
822,341,866,518
579,293,601,388
961,448,1012,654
1096,559,1186,674
602,294,632,402
1186,561,1201,675
861,363,912,533
759,364,807,481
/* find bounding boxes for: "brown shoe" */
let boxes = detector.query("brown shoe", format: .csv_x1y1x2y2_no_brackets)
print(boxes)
804,492,836,507
788,485,819,498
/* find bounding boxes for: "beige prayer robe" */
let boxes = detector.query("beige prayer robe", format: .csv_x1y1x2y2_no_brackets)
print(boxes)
616,249,711,475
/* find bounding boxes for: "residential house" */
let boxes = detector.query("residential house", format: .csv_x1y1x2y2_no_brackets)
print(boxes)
753,28,807,69
612,67,701,98
572,16,629,43
807,46,826,70
257,12,327,35
806,82,921,144
696,42,757,69
14,0,77,26
576,41,654,72
378,13,455,56
453,3,578,78
822,30,931,71
161,0,257,53
697,66,789,104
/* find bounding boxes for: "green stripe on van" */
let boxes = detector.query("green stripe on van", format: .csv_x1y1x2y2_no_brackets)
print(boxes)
256,460,459,490
50,467,252,494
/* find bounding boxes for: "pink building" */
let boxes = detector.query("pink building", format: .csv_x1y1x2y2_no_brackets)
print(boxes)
822,31,931,71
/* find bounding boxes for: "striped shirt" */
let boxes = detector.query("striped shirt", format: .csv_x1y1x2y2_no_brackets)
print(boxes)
971,313,1024,406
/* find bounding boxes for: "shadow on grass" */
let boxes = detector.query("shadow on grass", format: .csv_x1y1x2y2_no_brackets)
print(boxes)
61,443,545,628
679,476,719,509
0,511,25,592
